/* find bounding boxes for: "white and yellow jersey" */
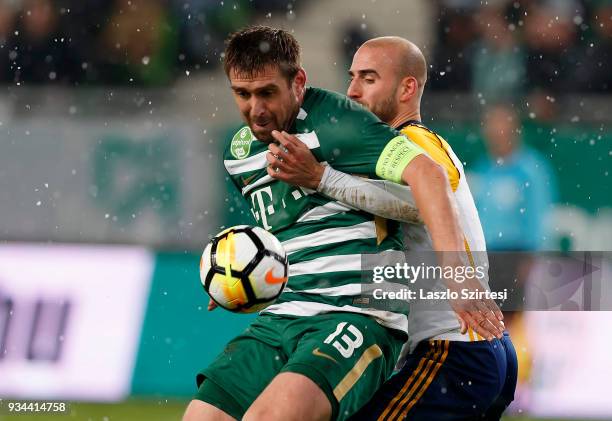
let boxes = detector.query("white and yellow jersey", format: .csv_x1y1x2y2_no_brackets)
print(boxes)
398,121,489,351
317,121,489,352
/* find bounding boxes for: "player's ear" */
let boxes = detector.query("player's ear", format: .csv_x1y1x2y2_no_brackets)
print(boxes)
399,76,418,102
292,68,307,100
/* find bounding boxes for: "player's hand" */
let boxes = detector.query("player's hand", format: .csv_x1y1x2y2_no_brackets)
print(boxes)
455,314,467,333
208,299,218,311
448,276,504,341
267,130,325,190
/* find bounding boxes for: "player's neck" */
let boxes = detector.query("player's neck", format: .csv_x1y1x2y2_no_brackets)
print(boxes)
389,108,421,129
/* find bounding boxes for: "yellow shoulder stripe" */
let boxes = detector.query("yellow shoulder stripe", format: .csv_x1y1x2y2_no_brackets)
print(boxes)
400,126,460,192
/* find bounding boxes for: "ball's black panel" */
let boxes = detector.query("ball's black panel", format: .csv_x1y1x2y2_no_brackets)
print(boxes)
204,268,214,290
240,275,257,304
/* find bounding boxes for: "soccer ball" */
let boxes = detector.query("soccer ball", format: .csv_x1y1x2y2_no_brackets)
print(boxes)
200,225,288,313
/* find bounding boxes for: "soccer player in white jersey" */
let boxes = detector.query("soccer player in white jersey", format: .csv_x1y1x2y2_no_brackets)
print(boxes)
268,37,518,420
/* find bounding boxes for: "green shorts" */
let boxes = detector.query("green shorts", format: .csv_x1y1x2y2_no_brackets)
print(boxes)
195,312,405,420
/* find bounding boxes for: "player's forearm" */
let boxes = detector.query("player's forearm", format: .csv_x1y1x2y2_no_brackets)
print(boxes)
318,166,421,223
401,155,465,253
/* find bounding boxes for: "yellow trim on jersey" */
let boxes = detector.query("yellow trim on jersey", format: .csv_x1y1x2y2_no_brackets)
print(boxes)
374,216,388,245
333,344,383,402
468,327,476,342
464,237,475,267
400,126,460,191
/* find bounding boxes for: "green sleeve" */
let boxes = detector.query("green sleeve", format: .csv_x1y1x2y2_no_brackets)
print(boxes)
312,91,424,181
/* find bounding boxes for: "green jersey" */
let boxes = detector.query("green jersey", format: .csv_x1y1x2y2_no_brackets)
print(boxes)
223,87,424,333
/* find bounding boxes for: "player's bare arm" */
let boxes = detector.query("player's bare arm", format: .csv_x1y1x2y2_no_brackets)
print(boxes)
400,156,504,339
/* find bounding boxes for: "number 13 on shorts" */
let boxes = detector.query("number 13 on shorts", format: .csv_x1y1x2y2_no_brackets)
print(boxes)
324,322,364,358
316,319,388,407
285,313,403,419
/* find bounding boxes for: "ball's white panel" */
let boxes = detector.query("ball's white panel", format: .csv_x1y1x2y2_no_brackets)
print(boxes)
230,231,258,271
252,226,286,257
249,255,286,300
199,242,213,286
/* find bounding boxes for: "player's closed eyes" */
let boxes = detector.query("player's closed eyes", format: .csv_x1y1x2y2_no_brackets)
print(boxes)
348,77,375,85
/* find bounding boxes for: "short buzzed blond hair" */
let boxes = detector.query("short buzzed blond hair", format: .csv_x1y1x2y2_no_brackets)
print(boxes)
362,36,427,91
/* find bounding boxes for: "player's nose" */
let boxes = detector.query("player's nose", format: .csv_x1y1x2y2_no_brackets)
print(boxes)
251,98,267,116
347,81,361,99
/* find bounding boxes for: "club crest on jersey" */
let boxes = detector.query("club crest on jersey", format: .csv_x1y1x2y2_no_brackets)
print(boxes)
231,127,254,159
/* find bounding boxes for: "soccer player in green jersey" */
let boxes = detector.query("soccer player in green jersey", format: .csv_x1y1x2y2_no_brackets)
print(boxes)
183,26,503,421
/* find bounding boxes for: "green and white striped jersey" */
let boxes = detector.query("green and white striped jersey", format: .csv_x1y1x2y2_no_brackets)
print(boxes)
223,87,424,333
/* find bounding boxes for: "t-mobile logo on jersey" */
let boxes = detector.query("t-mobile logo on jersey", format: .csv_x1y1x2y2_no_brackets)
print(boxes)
250,186,275,230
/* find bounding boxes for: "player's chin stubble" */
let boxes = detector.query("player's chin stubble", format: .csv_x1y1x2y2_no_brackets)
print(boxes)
250,125,275,143
370,96,398,124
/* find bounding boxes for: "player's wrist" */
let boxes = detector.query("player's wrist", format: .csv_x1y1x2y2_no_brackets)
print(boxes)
315,164,330,192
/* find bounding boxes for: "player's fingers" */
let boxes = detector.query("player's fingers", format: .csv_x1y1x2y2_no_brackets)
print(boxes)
280,132,307,156
266,162,286,179
495,308,504,322
487,300,504,322
268,142,281,155
266,150,288,169
270,129,283,143
477,292,503,320
271,130,296,154
464,311,496,341
480,319,501,341
459,312,490,341
474,300,504,337
486,308,505,336
455,313,468,334
475,313,501,341
266,151,276,164
266,165,278,178
268,143,290,162
279,131,301,150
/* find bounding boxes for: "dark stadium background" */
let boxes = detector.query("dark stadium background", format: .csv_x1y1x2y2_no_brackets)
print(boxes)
0,0,610,420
